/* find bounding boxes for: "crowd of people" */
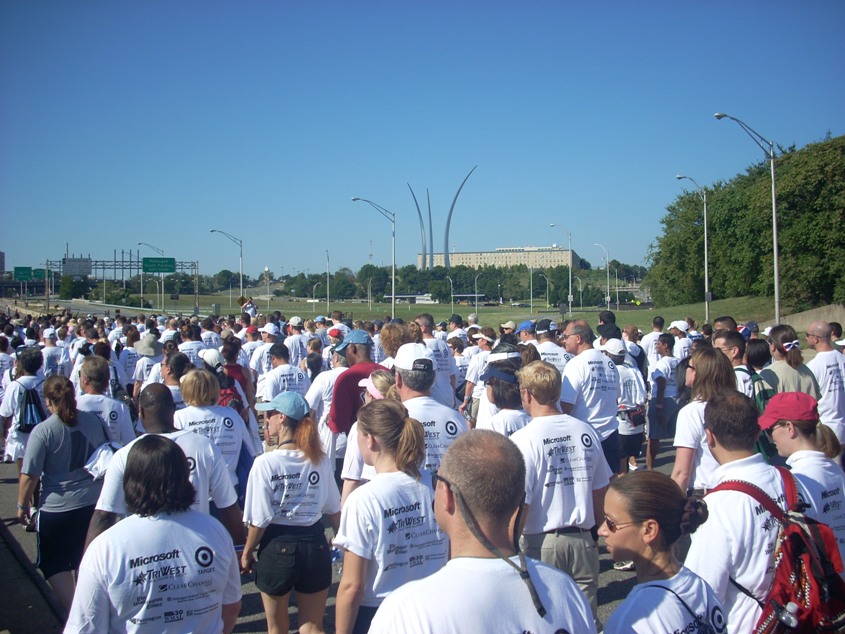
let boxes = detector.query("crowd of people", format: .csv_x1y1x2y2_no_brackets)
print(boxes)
1,304,844,633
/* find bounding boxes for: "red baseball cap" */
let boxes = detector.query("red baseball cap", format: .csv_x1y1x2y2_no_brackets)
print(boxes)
758,392,819,430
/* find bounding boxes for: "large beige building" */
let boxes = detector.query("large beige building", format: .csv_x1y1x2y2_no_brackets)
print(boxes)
418,245,579,270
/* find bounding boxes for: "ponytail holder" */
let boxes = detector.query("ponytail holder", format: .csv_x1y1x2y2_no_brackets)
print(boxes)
783,340,801,351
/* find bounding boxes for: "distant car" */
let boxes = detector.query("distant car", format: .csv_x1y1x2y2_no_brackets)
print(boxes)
511,302,528,308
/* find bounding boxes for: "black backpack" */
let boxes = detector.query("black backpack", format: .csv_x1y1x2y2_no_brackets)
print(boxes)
16,380,46,434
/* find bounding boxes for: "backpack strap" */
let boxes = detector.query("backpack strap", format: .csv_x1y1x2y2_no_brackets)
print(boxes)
707,479,784,522
647,585,701,620
775,465,801,511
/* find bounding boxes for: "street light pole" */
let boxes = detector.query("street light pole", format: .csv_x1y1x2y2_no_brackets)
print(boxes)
474,273,482,314
264,266,270,311
529,267,534,314
352,197,396,319
210,229,244,300
313,281,322,301
715,112,780,323
676,174,711,324
614,269,619,311
325,250,330,315
550,223,574,317
539,273,550,309
445,275,454,315
594,243,610,311
574,275,583,311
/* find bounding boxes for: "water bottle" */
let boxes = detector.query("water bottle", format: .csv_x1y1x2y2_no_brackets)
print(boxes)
777,602,799,630
331,547,343,578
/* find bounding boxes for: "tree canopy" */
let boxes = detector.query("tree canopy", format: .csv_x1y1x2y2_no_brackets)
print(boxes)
645,135,845,310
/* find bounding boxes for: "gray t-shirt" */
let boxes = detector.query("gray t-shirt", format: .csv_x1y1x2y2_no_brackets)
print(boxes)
21,410,107,512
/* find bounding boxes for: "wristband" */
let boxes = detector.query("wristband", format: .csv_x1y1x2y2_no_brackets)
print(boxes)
16,503,29,511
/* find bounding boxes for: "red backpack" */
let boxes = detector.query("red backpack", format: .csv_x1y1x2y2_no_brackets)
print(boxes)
708,466,845,633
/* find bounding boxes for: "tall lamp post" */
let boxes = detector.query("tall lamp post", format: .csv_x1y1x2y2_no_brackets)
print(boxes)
474,273,482,313
529,267,534,314
539,273,550,309
594,243,610,311
264,266,270,311
210,229,243,300
313,281,322,301
715,112,780,323
549,223,573,317
325,250,330,315
138,242,165,312
573,275,583,311
676,174,711,324
445,275,454,315
352,197,396,319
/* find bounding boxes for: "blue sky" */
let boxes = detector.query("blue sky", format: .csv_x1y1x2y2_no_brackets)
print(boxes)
2,1,843,281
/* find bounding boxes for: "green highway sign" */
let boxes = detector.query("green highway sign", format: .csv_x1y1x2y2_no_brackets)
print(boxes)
14,267,32,281
143,257,176,273
33,268,46,279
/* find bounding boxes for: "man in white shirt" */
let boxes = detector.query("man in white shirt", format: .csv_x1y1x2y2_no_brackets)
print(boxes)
283,316,310,369
806,320,845,444
249,321,281,386
647,333,681,470
515,320,538,347
446,314,467,344
85,383,243,550
686,390,804,633
669,320,692,360
640,316,665,377
201,317,223,349
76,355,136,445
257,342,311,403
40,328,70,378
560,320,621,474
369,429,596,634
512,360,611,627
415,313,458,408
534,318,571,376
458,327,496,424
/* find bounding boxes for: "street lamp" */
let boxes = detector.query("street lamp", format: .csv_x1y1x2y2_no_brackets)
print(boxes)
573,275,584,311
474,273,482,313
497,282,502,305
614,269,619,311
264,266,270,311
313,281,322,300
550,223,573,317
715,112,780,323
594,243,610,310
445,275,454,315
210,229,244,300
352,197,396,319
676,174,711,324
138,242,165,313
539,273,550,309
325,250,330,315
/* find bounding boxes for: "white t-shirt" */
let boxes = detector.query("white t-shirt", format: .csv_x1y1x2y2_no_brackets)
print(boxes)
535,340,571,376
453,354,470,384
334,471,448,607
41,345,71,378
640,330,662,373
616,364,647,436
96,430,237,515
132,356,161,385
464,349,491,400
673,400,719,490
561,348,620,440
243,449,340,528
66,510,242,634
283,333,311,370
370,555,596,634
77,393,136,445
256,363,311,403
685,454,803,634
787,449,845,575
734,365,755,398
651,356,680,399
511,413,612,533
605,566,725,634
423,337,458,408
173,405,250,487
674,336,692,360
201,330,222,350
118,348,141,385
304,366,347,461
177,341,206,368
249,342,274,384
340,422,377,483
0,375,47,461
446,327,467,344
807,350,845,443
241,340,262,365
404,396,469,473
476,408,531,437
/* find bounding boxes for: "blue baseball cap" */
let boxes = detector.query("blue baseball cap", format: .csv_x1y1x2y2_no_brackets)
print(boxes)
515,319,535,334
256,391,310,420
333,329,373,353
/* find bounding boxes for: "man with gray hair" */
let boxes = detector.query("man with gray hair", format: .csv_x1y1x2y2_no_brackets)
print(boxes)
415,313,458,408
77,355,135,445
370,429,595,633
806,320,845,444
394,342,468,473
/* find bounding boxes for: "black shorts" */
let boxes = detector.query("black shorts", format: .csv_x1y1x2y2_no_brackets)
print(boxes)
256,523,331,596
601,431,622,474
37,505,95,579
618,432,645,459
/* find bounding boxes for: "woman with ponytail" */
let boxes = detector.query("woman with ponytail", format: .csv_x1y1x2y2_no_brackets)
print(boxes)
17,375,108,611
759,391,845,574
759,324,821,398
600,470,724,632
242,391,341,634
335,399,448,634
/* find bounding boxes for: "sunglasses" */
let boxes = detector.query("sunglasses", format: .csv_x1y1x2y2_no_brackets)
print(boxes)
603,514,639,532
